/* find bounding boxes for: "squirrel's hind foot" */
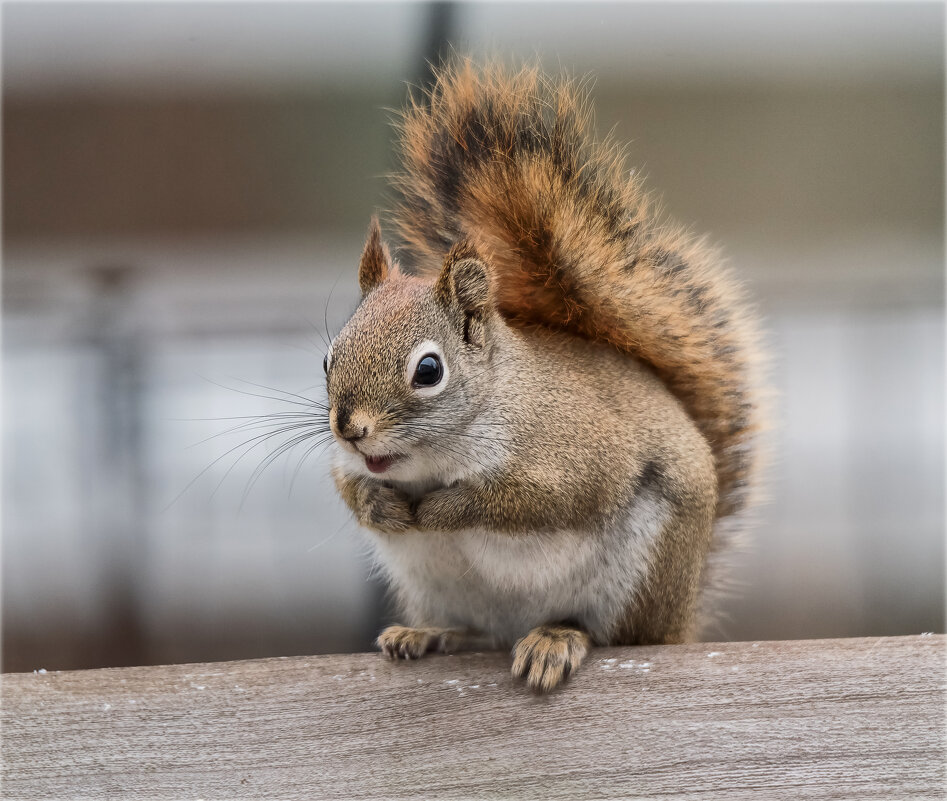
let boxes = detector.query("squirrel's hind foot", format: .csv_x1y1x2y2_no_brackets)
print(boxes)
511,624,591,693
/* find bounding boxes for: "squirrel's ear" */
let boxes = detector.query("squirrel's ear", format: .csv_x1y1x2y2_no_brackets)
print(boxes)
358,217,391,294
435,241,491,316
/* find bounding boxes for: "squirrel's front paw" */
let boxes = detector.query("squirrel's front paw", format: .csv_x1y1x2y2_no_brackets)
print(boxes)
354,482,414,534
511,625,591,692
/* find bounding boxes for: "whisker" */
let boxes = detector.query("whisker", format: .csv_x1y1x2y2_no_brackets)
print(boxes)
305,516,352,553
212,423,328,500
186,415,328,449
200,376,325,411
164,421,324,511
289,435,338,497
228,377,330,410
171,413,325,423
302,314,331,351
460,530,491,579
240,428,328,508
323,265,349,346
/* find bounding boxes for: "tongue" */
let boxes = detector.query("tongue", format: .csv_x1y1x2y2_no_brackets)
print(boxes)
365,454,395,474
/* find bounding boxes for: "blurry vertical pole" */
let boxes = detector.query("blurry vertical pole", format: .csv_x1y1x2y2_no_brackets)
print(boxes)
415,2,458,92
366,1,460,645
87,265,147,667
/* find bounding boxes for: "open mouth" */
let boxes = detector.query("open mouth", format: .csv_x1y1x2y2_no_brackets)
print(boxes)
364,453,402,474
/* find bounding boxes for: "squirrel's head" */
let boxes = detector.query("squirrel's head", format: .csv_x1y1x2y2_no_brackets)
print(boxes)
325,218,501,486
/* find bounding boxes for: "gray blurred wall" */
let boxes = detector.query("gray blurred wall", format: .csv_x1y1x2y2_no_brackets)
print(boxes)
3,2,944,672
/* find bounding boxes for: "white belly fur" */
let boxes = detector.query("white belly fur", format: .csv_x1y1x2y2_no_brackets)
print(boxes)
367,488,668,647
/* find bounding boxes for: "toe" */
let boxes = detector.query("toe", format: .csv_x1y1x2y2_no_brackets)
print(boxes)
511,636,535,677
526,648,566,691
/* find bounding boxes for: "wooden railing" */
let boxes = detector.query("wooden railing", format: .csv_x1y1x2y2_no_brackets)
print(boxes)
3,635,944,799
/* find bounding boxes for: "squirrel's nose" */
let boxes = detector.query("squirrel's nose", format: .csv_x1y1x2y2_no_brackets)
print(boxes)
342,426,368,443
333,407,372,442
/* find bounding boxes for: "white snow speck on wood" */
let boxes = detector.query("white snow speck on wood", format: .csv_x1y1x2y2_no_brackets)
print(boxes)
445,679,460,685
34,668,47,674
707,652,721,658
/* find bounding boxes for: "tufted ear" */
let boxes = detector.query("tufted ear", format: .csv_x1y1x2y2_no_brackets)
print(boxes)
358,217,391,295
434,240,491,316
434,241,493,347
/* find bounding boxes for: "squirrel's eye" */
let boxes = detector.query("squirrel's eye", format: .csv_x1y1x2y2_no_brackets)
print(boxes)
323,354,328,375
413,354,443,387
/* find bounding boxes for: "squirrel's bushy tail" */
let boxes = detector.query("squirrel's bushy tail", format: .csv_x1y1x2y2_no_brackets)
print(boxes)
389,60,765,521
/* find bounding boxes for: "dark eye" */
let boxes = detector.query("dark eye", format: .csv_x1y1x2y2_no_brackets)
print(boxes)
413,354,443,387
323,354,328,375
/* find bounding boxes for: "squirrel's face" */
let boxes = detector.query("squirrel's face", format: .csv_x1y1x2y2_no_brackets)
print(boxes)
326,220,498,487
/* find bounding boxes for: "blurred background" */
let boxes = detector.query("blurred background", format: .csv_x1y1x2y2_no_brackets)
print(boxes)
3,2,943,673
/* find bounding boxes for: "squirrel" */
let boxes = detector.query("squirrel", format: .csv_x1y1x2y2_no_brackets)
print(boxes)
325,60,765,692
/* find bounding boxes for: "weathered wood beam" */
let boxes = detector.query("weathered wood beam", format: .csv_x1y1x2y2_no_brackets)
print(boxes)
3,635,944,799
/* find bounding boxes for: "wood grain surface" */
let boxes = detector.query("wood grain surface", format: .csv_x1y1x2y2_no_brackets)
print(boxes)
3,635,944,800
